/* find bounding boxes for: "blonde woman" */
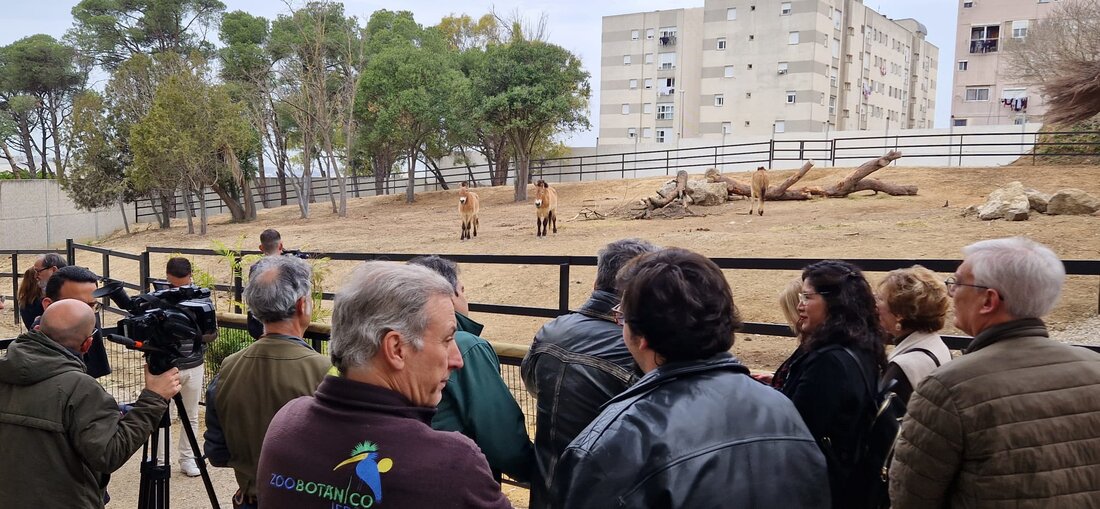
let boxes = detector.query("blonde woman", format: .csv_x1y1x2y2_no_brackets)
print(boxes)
876,265,953,404
757,278,807,389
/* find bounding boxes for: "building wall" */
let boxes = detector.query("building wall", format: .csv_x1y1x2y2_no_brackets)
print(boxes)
950,0,1055,127
599,0,938,146
0,180,136,250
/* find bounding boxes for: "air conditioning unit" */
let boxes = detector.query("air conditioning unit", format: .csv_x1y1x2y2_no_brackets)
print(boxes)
778,69,788,75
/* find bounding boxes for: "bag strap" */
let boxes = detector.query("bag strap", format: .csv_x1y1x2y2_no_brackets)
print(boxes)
840,346,877,399
902,347,941,367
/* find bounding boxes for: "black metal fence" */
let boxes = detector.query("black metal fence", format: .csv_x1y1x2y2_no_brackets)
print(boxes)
130,129,1100,223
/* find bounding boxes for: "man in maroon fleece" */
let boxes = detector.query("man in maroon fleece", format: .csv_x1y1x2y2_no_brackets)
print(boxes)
257,261,513,509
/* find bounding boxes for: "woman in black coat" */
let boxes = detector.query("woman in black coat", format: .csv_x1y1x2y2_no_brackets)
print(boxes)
781,260,887,509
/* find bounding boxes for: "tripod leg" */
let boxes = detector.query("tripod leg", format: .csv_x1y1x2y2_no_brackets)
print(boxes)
138,408,173,509
174,393,222,509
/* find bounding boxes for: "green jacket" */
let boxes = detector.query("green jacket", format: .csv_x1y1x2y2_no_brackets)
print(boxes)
433,312,535,483
0,330,168,508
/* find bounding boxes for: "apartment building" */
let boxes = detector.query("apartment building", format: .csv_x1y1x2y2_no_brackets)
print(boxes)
600,0,938,146
951,0,1057,127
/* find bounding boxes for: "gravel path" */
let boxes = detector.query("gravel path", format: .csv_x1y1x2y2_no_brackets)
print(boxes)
1050,315,1100,346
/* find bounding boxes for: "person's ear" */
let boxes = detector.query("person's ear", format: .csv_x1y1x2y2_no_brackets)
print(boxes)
979,289,1002,314
378,330,407,370
41,297,53,309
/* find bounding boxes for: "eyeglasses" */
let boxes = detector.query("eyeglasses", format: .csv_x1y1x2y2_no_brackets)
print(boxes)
797,291,829,305
33,265,54,274
90,327,99,339
611,303,625,327
944,277,1000,299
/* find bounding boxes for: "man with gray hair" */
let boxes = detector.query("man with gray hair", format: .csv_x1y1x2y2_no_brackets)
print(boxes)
521,238,659,509
204,255,329,509
257,262,510,508
890,237,1100,508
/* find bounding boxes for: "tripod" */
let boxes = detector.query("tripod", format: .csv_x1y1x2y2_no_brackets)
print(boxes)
137,393,221,509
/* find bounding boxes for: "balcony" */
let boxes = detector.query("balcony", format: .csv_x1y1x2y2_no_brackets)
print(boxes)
969,38,998,54
659,35,677,46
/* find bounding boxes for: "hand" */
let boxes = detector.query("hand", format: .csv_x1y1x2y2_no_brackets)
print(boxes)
751,372,774,385
145,366,181,401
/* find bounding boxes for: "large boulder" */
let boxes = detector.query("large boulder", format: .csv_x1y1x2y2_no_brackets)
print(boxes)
977,181,1030,221
1046,188,1100,215
658,180,729,206
1024,188,1051,213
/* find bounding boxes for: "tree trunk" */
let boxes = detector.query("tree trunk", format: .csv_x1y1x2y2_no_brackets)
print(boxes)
211,183,248,220
182,188,196,234
406,151,416,204
157,192,172,228
818,151,908,196
299,136,312,218
493,149,510,186
372,157,386,195
647,170,692,208
513,136,530,202
769,160,816,196
0,140,23,175
117,198,130,234
319,152,337,214
420,153,449,190
257,151,271,208
198,186,208,235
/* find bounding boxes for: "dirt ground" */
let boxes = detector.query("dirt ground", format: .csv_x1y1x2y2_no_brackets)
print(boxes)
5,162,1100,508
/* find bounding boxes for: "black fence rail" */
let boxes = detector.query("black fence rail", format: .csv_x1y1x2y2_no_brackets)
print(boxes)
130,129,1100,223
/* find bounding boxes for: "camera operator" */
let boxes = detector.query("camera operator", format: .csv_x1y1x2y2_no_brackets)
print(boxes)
246,228,286,339
0,299,181,507
163,256,214,477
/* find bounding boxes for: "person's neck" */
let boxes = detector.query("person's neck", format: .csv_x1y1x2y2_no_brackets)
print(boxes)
263,318,307,339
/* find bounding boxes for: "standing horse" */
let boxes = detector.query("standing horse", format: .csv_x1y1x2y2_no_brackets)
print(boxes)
534,180,558,237
458,182,479,240
750,166,769,216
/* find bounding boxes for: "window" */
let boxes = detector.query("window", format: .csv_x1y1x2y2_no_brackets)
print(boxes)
658,53,676,70
1014,117,1026,125
717,37,727,50
774,121,786,133
832,38,841,58
724,65,735,78
629,79,638,89
963,1,973,6
789,32,800,45
658,77,675,95
749,35,755,41
829,95,837,115
746,92,752,98
965,87,990,101
953,118,968,127
645,53,654,64
778,61,789,75
656,104,674,120
631,30,639,40
646,28,655,39
656,129,668,143
744,121,751,127
644,78,654,89
659,27,678,46
727,7,737,20
715,94,725,107
833,9,843,30
643,127,653,138
1012,20,1029,39
747,63,753,70
722,122,732,134
781,2,792,15
786,90,797,104
627,128,637,138
621,104,630,115
623,55,631,65
830,67,838,87
970,25,999,53
643,103,653,114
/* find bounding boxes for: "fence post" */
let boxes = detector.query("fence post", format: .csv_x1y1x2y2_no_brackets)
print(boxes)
10,254,19,326
830,138,837,166
65,239,75,266
665,151,670,176
957,133,965,166
621,153,626,179
578,156,584,182
714,146,718,168
798,140,805,161
558,263,570,314
768,139,775,168
101,252,110,281
139,251,150,294
233,255,244,314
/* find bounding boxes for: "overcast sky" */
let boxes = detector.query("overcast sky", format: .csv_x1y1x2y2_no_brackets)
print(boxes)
1,0,958,147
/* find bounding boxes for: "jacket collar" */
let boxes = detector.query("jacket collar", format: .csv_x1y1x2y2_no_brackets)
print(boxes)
314,375,437,425
610,352,748,404
964,318,1048,354
575,290,619,323
455,312,484,336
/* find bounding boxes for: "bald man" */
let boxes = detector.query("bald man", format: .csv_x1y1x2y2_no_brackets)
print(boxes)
0,299,181,508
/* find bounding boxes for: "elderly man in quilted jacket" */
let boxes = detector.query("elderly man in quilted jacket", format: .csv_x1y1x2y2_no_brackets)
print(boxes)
889,237,1100,508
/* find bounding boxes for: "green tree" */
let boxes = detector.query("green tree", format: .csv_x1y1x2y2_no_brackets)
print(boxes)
68,0,226,70
0,34,86,178
477,37,590,201
63,91,132,233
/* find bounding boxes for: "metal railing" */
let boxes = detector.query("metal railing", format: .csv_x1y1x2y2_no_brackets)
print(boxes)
1,248,66,329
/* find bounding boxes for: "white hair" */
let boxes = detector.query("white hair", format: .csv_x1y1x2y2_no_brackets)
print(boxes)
329,261,454,374
963,237,1065,319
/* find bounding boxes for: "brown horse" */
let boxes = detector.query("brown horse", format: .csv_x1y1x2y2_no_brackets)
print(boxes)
534,180,558,237
750,166,768,216
458,182,479,240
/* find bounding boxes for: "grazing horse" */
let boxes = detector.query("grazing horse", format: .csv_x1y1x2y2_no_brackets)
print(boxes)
534,180,558,237
750,166,768,216
458,182,479,240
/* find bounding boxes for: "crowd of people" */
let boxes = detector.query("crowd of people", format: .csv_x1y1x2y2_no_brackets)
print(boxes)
1,232,1098,508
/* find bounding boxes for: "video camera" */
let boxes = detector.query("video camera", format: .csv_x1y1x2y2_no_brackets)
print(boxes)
282,248,310,260
94,279,218,374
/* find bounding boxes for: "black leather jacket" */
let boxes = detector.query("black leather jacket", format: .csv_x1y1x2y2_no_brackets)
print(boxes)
521,290,640,509
550,354,831,508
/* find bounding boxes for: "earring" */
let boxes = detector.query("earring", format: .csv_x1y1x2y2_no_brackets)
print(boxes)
895,323,902,332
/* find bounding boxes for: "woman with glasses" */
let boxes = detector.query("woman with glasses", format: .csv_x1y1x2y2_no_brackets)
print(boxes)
876,265,953,405
780,260,886,509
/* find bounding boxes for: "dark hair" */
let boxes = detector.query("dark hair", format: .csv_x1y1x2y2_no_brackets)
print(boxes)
619,248,742,363
39,253,67,271
260,229,282,253
596,238,659,293
17,268,42,306
407,255,460,294
45,266,99,301
166,257,193,278
801,260,887,369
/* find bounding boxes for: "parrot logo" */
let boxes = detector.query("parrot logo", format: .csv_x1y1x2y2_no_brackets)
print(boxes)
333,440,393,502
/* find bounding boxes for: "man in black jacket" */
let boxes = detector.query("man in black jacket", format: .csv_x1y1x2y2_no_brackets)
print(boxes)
41,266,112,378
164,257,213,477
520,238,658,509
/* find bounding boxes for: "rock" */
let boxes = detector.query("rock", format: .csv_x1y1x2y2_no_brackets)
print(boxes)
1046,188,1100,215
961,205,979,217
658,180,728,206
1024,188,1051,213
977,182,1030,220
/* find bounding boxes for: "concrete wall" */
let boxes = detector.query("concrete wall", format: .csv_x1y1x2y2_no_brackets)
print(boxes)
0,180,136,250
